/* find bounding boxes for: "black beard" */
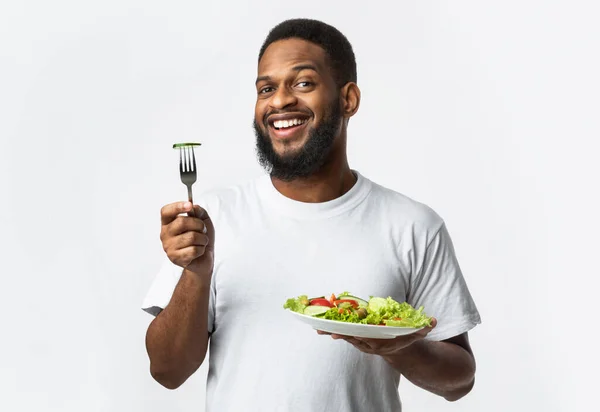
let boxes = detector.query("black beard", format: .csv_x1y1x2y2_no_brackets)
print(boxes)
253,100,342,181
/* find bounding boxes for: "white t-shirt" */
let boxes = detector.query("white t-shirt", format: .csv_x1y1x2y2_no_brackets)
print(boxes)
142,171,481,412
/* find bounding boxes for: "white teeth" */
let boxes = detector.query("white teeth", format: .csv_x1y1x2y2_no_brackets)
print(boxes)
273,119,306,129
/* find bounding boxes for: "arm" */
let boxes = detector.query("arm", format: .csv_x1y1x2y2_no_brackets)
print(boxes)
319,222,480,399
383,332,476,401
145,269,211,389
321,321,476,401
145,201,215,389
384,221,480,400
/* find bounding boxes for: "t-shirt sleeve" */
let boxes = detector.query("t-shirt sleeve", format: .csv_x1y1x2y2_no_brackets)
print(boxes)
141,257,216,334
407,223,481,341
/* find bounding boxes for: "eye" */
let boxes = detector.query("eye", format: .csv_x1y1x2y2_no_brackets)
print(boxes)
296,81,312,88
259,86,275,94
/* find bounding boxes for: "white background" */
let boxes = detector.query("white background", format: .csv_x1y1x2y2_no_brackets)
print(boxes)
1,1,598,411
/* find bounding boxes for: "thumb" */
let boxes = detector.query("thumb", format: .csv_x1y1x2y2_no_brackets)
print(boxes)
420,317,437,337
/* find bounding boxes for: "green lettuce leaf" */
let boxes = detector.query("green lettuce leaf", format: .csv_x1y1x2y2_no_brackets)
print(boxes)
283,295,309,313
365,297,432,328
321,307,361,323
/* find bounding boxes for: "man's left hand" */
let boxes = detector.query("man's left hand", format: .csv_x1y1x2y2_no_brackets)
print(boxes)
316,318,437,357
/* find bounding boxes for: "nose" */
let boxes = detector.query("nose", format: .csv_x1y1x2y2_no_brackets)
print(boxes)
269,86,297,110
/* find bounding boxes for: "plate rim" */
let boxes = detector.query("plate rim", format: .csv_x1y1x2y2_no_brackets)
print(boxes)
286,309,425,332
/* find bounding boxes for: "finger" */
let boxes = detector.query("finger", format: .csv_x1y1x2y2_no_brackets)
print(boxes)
341,337,376,354
417,317,438,337
192,206,208,233
167,215,207,237
331,335,371,348
174,231,209,250
316,330,331,335
161,201,193,225
198,207,215,242
192,205,208,219
349,337,377,350
199,210,215,254
351,337,380,349
341,336,364,346
174,245,206,264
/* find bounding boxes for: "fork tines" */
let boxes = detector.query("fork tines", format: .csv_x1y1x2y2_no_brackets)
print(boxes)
179,146,196,174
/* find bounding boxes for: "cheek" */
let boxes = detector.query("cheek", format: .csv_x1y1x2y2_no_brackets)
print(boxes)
305,97,327,121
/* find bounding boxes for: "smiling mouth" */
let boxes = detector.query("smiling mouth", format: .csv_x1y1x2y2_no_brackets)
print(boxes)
271,118,309,130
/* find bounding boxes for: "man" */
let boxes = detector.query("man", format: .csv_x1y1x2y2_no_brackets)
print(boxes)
142,18,481,411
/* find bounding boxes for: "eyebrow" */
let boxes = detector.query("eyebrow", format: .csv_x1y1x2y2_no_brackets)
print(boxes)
255,64,319,85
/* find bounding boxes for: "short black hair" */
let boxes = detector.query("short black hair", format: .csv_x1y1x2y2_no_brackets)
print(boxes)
258,18,357,87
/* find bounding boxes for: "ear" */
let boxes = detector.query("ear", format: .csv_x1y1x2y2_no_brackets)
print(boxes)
340,82,361,119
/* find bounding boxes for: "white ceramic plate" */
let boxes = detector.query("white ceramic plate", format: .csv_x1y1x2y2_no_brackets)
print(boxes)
286,310,423,339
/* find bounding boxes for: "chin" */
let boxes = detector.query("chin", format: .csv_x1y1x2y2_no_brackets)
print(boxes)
271,128,309,145
272,146,303,161
272,138,308,156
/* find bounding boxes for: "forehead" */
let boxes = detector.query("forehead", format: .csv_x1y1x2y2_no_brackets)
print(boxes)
258,38,330,77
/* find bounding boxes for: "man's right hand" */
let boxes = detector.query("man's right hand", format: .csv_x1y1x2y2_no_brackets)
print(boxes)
160,201,215,276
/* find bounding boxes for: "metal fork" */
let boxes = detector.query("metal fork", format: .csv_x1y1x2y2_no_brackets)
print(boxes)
179,146,198,218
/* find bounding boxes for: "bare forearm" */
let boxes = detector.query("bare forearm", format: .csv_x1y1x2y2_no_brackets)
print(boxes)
384,340,476,401
145,269,211,389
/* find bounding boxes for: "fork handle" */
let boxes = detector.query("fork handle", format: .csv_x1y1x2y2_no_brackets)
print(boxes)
186,185,196,218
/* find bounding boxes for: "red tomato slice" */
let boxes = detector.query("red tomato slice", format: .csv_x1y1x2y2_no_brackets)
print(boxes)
309,298,333,307
333,299,359,309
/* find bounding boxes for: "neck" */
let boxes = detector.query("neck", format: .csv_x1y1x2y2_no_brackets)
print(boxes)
270,140,356,203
